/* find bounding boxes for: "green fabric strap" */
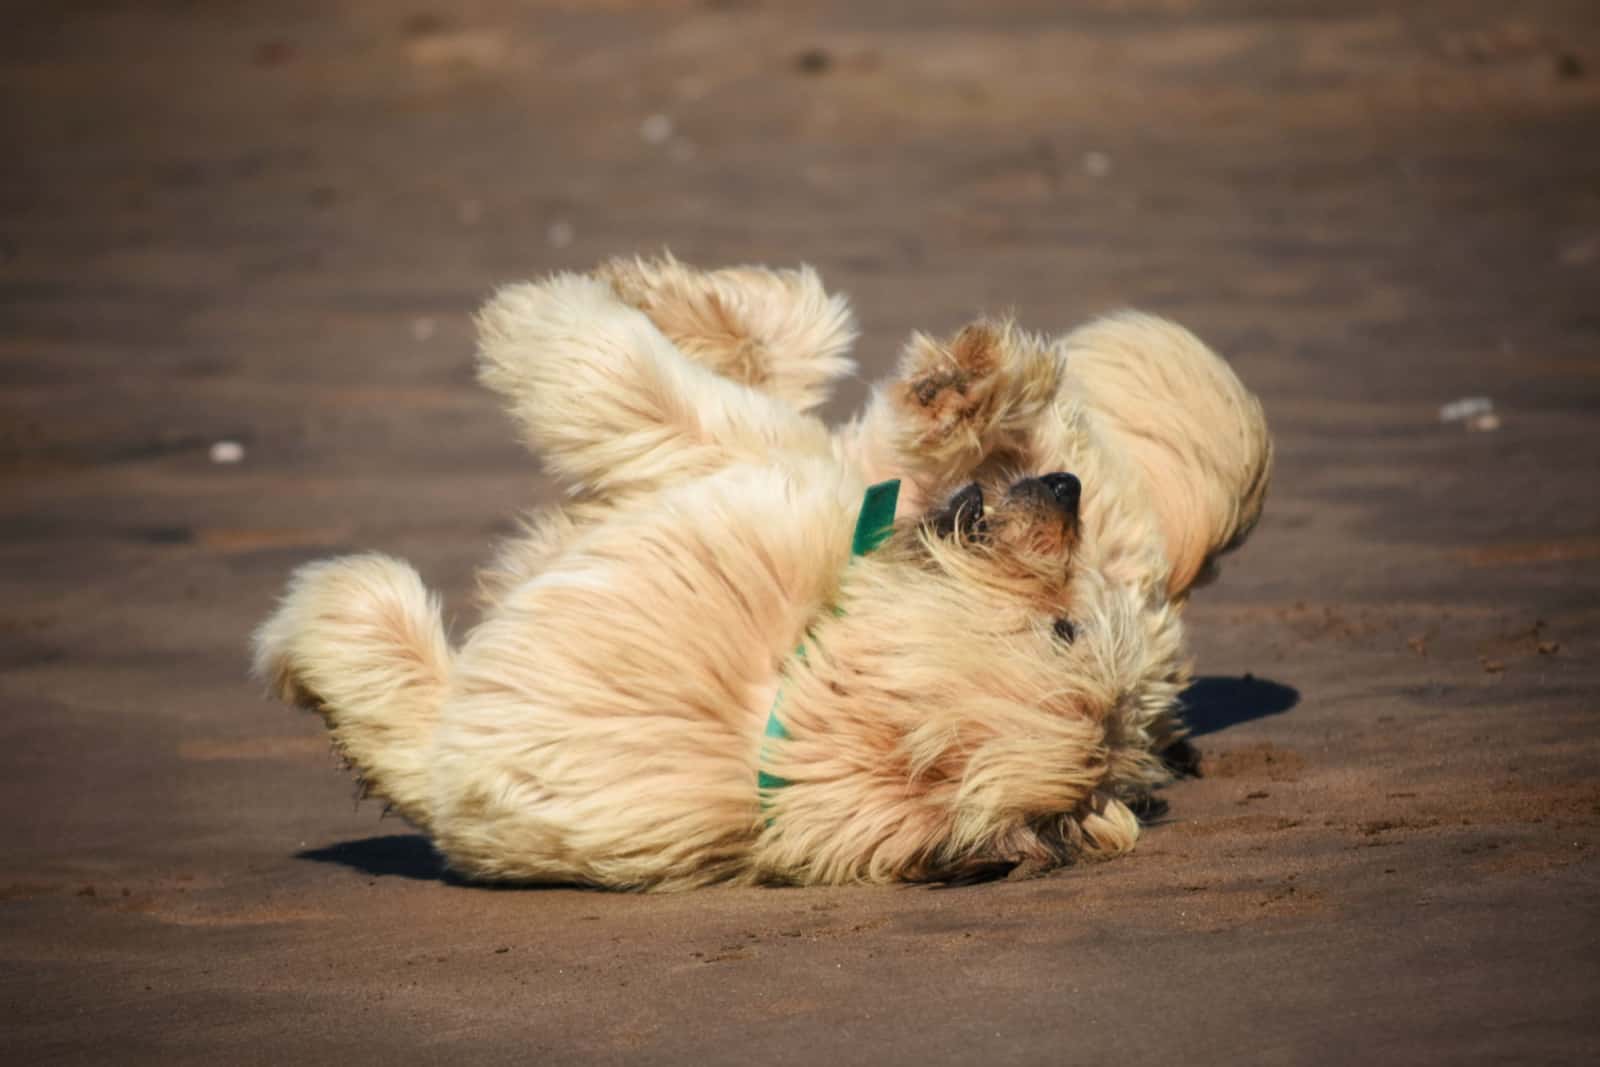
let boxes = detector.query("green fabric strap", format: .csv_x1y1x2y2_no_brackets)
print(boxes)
757,480,900,817
850,479,902,556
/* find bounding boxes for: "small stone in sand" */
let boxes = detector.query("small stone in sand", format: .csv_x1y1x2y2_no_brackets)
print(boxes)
796,48,833,75
1439,396,1491,422
640,114,674,145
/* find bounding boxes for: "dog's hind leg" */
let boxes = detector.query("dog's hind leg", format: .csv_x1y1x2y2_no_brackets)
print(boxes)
476,273,835,499
253,554,451,830
598,253,856,415
845,318,1065,512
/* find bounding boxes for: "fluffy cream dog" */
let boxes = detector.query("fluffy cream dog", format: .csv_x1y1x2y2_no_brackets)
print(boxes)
479,256,1269,607
254,256,1270,890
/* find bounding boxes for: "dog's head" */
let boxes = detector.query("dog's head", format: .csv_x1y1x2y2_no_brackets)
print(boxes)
916,471,1083,590
887,471,1188,771
762,471,1189,883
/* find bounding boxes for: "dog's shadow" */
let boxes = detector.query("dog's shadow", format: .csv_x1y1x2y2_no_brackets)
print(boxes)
1160,673,1299,777
1181,674,1298,735
297,834,589,890
298,834,452,882
299,673,1298,885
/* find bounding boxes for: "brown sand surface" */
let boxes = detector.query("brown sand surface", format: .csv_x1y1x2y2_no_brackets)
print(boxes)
3,2,1598,1062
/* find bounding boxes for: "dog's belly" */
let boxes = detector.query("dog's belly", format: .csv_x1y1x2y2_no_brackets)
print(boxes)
425,467,855,889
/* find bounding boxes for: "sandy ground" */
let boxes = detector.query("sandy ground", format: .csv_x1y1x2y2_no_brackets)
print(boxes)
3,2,1598,1062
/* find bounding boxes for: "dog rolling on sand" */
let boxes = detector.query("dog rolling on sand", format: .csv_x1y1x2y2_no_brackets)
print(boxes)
255,256,1271,890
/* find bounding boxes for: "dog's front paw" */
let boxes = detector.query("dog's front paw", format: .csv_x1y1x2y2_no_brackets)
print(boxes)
895,320,1061,452
898,322,1003,445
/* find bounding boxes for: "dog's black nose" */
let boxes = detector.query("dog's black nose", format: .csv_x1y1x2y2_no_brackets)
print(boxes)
1039,472,1081,512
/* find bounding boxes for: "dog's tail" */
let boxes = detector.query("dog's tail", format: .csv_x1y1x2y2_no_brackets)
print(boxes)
252,554,451,830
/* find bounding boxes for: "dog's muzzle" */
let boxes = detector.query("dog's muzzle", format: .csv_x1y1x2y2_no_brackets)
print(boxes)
1012,472,1081,519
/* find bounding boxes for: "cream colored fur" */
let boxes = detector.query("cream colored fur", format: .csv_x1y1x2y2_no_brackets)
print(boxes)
845,313,1271,600
254,254,1271,890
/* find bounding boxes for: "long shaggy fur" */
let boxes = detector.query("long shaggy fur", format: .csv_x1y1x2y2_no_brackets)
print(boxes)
254,254,1271,890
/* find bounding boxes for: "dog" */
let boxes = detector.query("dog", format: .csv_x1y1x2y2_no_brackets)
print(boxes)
254,256,1270,889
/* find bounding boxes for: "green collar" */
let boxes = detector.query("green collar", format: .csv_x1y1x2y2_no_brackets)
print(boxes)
757,479,900,820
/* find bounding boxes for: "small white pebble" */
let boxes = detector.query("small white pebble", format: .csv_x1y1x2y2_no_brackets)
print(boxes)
546,220,575,248
640,113,674,145
1439,396,1493,422
210,440,245,464
1082,150,1112,178
411,316,436,342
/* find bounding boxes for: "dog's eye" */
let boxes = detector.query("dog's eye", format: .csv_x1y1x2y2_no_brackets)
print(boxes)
931,482,986,542
1053,618,1077,644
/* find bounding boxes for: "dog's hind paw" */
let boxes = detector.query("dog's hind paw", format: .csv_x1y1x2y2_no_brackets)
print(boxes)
598,253,856,412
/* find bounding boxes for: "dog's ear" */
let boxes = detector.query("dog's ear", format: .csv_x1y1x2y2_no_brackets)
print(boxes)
921,820,1075,887
923,850,1065,888
923,855,1020,888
